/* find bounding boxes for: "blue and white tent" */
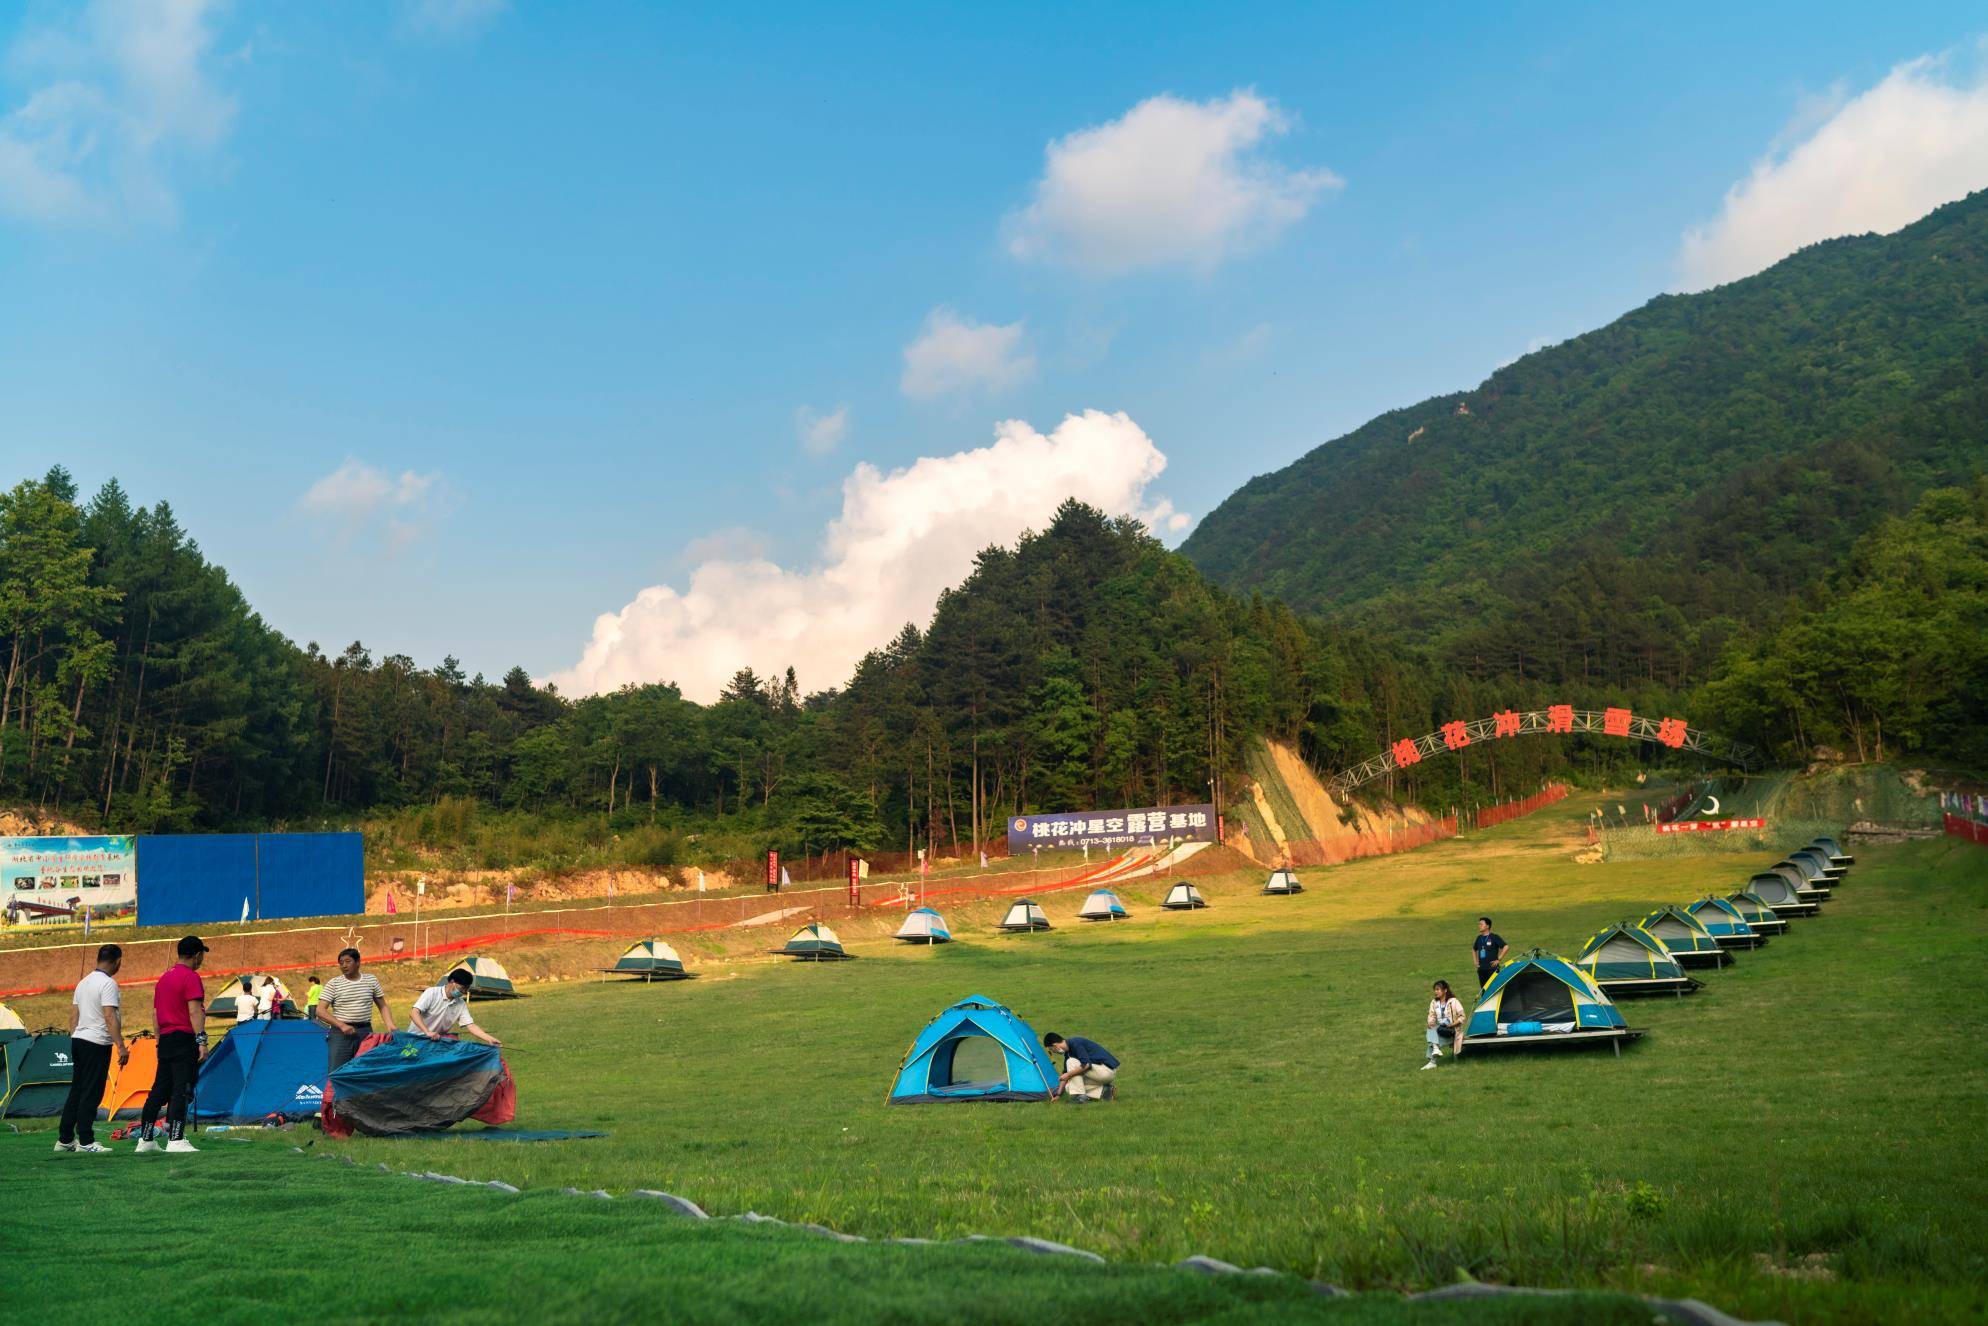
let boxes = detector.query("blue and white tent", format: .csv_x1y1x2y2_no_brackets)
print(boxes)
887,995,1059,1104
894,907,952,944
1078,889,1130,921
194,1019,330,1122
1464,951,1639,1055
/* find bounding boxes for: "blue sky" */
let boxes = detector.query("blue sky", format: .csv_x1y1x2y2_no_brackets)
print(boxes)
4,2,1985,698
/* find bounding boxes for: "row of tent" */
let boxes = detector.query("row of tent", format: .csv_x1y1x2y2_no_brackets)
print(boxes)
1464,835,1852,1055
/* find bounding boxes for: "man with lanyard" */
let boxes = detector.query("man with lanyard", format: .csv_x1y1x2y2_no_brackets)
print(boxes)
57,944,127,1154
317,947,394,1075
1041,1031,1120,1103
1474,916,1509,990
136,935,208,1154
408,968,505,1048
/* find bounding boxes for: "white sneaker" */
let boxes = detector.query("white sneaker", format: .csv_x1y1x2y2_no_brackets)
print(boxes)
52,1139,76,1153
164,1138,200,1154
1431,1046,1445,1058
1420,1059,1439,1070
133,1138,161,1154
74,1142,112,1154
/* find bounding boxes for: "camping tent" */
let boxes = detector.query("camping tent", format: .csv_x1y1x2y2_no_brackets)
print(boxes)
1,1033,74,1116
886,995,1059,1103
1573,923,1698,996
326,1031,511,1136
1788,848,1845,882
1464,951,1638,1054
1637,906,1731,968
1746,873,1819,917
1686,896,1763,949
0,1001,25,1041
1262,868,1304,895
194,1020,331,1123
1078,890,1130,921
1723,889,1789,936
778,922,853,960
205,974,298,1020
997,900,1051,932
453,955,520,998
1771,860,1831,900
894,908,952,944
1810,835,1854,866
1161,882,1208,910
98,1034,158,1120
603,940,691,980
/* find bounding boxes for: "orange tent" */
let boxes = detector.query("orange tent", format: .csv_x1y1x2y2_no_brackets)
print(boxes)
98,1035,157,1121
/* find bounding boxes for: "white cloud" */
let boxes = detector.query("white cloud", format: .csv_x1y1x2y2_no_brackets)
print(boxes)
0,0,235,227
1006,89,1341,276
399,0,509,40
544,410,1190,700
795,404,850,456
301,460,449,553
900,308,1035,400
1678,52,1988,290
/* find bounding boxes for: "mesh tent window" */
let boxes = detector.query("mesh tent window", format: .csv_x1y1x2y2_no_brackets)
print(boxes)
1498,970,1577,1024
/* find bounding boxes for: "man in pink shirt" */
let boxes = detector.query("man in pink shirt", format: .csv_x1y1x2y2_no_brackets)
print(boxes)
137,935,209,1154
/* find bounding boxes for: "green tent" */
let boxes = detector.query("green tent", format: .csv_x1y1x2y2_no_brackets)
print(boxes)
777,922,854,961
1685,896,1765,950
603,939,692,980
1723,889,1788,936
1573,922,1699,997
2,1033,75,1118
449,955,520,999
1637,905,1731,968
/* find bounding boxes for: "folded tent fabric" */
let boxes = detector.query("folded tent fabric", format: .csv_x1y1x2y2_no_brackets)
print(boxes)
324,1031,514,1137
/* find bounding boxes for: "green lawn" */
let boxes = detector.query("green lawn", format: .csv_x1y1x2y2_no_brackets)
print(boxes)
9,800,1985,1324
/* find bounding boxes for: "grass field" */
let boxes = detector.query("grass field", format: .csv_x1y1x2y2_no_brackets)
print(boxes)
8,795,1984,1325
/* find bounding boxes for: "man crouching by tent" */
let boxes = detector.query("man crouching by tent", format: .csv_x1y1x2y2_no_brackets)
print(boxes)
409,969,505,1048
1043,1031,1118,1103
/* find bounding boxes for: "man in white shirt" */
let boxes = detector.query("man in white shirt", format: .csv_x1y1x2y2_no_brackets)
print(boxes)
408,968,504,1048
231,976,258,1022
58,945,127,1154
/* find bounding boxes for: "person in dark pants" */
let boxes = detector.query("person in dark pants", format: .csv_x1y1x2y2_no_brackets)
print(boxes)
318,946,393,1075
1473,916,1509,990
57,944,127,1154
136,935,208,1154
1042,1032,1120,1102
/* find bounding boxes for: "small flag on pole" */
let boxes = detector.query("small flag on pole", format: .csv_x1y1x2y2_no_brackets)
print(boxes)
779,866,792,888
241,898,250,923
386,888,399,916
979,850,988,869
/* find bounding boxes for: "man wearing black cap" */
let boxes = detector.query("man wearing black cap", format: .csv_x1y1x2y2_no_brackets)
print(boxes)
136,935,208,1155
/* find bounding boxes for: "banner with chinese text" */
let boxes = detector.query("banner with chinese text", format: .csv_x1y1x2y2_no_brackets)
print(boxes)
2,836,138,930
1008,804,1216,852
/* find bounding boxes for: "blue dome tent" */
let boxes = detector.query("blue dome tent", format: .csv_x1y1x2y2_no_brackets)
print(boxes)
1464,951,1641,1056
887,995,1059,1104
194,1020,330,1123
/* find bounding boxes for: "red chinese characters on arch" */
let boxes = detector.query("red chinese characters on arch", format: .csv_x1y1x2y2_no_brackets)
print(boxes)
1656,717,1688,749
1493,710,1522,738
1391,737,1422,767
1440,720,1470,751
1545,704,1574,734
1602,706,1633,737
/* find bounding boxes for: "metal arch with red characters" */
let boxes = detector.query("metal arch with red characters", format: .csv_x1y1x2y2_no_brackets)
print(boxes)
1328,708,1759,796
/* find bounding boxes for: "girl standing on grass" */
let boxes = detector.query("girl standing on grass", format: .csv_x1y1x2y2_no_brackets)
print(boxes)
1423,980,1465,1069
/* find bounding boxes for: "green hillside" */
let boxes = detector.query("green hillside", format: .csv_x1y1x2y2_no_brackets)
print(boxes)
1182,190,1988,689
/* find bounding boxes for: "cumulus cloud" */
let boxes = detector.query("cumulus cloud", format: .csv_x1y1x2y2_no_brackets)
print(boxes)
301,460,450,553
900,308,1035,400
544,410,1191,701
0,0,236,227
1678,53,1988,290
1006,89,1341,276
795,404,850,455
398,0,509,40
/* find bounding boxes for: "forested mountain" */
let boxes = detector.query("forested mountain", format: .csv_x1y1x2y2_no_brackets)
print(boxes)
8,473,1574,847
1183,189,1988,691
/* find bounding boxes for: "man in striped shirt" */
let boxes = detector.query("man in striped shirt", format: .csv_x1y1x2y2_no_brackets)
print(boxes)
317,947,395,1075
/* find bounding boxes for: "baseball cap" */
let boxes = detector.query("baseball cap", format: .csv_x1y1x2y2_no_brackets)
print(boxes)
176,935,209,957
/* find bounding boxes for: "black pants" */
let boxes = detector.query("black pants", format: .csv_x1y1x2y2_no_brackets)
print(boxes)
58,1038,114,1147
140,1031,198,1141
326,1021,372,1076
1477,966,1498,989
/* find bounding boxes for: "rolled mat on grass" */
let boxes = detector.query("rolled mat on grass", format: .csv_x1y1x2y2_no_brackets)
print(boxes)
322,1031,516,1138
